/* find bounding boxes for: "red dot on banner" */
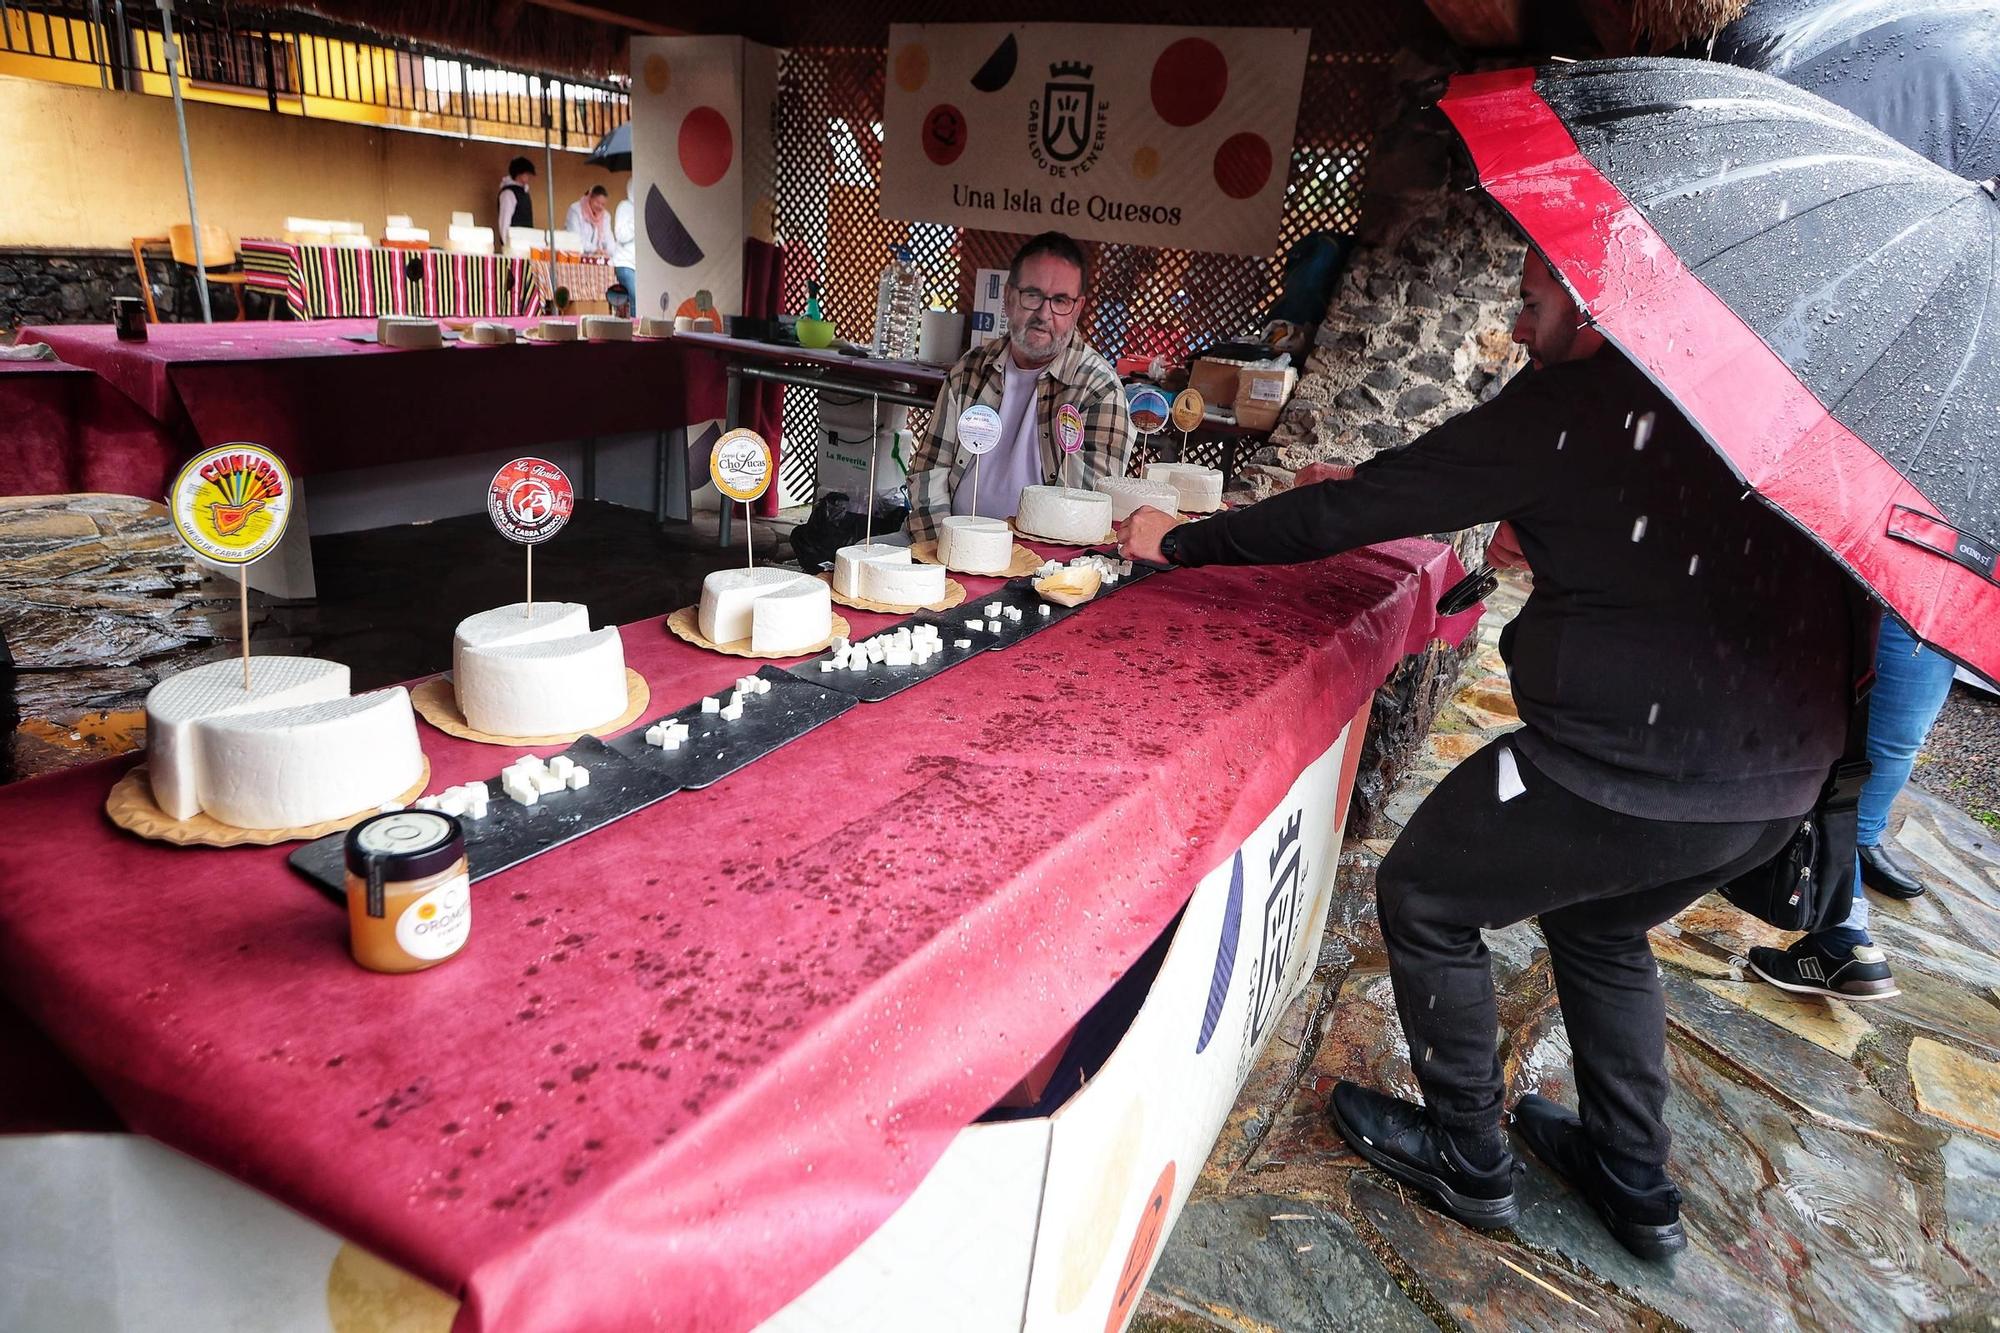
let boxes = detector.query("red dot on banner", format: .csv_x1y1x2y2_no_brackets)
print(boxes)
678,106,733,187
922,104,968,166
1150,38,1227,127
1213,132,1272,199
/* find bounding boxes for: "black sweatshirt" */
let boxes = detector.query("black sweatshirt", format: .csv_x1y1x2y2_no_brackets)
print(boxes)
1172,348,1851,823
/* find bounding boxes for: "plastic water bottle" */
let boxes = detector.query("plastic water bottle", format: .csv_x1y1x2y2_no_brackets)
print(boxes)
871,245,924,360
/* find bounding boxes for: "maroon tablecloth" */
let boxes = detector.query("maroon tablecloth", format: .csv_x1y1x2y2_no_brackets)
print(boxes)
0,358,179,499
17,321,730,489
0,540,1475,1332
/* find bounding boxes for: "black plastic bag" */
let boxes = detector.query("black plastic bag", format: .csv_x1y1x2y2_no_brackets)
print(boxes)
791,488,912,572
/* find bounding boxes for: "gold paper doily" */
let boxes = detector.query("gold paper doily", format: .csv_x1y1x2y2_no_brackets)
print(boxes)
105,759,431,847
409,669,649,746
818,573,966,614
1011,520,1115,548
666,607,852,659
910,540,1045,578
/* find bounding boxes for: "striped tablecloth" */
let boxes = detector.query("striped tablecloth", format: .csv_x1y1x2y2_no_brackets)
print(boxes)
240,240,543,320
541,256,616,305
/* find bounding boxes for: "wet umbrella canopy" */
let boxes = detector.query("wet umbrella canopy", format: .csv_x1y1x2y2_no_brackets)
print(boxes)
586,121,631,172
1438,59,2000,679
1712,0,2000,180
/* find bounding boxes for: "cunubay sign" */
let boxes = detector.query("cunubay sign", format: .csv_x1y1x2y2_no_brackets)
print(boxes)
881,24,1310,257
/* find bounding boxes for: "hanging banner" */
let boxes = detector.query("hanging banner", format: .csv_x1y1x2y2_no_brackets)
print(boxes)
881,23,1309,257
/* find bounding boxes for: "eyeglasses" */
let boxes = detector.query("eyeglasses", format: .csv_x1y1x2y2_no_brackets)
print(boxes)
1009,286,1081,315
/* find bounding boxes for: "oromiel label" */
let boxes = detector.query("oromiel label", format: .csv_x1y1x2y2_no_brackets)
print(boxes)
1170,388,1205,433
488,457,575,544
394,874,471,961
1055,402,1086,454
710,428,774,502
170,443,292,565
957,403,1003,455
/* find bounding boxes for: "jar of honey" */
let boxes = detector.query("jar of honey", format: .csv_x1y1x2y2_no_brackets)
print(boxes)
344,811,471,973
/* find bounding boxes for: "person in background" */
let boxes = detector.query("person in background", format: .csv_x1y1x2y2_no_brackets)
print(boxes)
1118,249,1850,1262
611,182,637,317
496,156,536,250
565,185,615,259
906,231,1133,544
1746,620,1953,999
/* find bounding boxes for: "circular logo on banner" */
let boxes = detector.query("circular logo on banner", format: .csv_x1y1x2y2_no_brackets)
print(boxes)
957,403,1003,456
1055,402,1086,455
170,443,293,565
1124,384,1170,437
709,428,773,502
487,457,575,544
1170,388,1206,433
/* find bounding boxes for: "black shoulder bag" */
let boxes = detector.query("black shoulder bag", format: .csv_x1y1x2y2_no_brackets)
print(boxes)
1720,594,1879,933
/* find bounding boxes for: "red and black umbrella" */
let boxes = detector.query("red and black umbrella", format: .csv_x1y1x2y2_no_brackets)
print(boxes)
1438,59,2000,680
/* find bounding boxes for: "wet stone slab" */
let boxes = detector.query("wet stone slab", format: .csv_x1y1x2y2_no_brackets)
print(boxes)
1907,1038,2000,1144
1694,977,1875,1060
1942,1135,2000,1274
1353,1177,1669,1332
1146,1193,1433,1333
1663,973,1941,1151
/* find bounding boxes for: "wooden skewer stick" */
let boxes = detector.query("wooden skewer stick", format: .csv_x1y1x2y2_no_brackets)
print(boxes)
239,564,251,689
525,543,533,616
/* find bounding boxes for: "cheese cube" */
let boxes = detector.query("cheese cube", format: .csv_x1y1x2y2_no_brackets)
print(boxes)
566,768,590,790
985,603,1002,616
378,801,406,813
548,755,574,779
885,649,913,667
440,794,468,817
1039,605,1052,617
819,661,835,673
465,804,488,820
955,639,972,649
532,769,566,795
506,782,537,807
701,697,720,713
721,702,744,721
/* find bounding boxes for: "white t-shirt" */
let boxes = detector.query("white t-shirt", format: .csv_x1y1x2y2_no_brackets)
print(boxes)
951,356,1046,519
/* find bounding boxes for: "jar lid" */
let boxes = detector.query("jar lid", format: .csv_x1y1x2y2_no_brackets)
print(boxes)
345,810,464,882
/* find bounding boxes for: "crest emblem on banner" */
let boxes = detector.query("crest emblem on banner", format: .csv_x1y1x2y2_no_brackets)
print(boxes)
1030,61,1104,176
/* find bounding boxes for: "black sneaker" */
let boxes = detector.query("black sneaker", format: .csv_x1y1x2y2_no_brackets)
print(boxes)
1327,1081,1519,1229
1746,934,1900,1000
1510,1094,1687,1261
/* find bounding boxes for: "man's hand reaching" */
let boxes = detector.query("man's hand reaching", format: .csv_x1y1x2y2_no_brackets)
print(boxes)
1115,506,1180,564
1487,520,1530,572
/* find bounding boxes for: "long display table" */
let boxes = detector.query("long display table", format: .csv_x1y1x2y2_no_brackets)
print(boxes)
239,240,544,321
0,539,1475,1331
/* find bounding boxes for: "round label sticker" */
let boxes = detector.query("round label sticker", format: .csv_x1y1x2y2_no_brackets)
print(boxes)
710,428,773,503
394,873,472,962
1170,388,1206,433
169,443,293,566
1055,402,1086,455
487,457,575,544
957,403,1003,456
1124,384,1170,437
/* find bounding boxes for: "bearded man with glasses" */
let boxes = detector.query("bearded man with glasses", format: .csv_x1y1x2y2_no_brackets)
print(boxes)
907,232,1134,543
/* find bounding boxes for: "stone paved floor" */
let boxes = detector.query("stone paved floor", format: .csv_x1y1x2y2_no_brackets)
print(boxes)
1138,573,2000,1333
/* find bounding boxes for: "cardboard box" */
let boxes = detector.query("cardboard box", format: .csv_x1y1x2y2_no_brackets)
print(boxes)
1188,357,1243,409
1233,366,1297,431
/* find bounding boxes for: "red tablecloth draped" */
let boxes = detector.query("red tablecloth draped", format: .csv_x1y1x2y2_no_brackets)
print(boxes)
16,322,730,490
0,541,1475,1332
0,360,179,499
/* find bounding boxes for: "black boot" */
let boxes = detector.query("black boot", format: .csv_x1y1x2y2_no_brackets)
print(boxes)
1859,843,1925,899
1328,1081,1519,1229
1510,1094,1686,1261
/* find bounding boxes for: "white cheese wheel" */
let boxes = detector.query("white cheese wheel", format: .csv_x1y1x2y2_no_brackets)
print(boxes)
192,688,422,829
377,317,443,349
582,315,632,342
832,542,911,599
458,626,627,736
536,320,579,342
937,515,1014,574
749,576,833,655
144,657,351,820
858,559,947,607
701,567,829,645
1015,485,1113,544
452,602,591,686
1094,476,1182,520
1144,463,1224,512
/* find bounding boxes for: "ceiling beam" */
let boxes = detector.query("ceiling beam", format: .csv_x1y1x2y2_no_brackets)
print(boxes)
523,0,682,36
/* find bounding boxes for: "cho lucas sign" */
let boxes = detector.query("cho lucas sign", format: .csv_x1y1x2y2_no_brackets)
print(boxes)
881,24,1308,257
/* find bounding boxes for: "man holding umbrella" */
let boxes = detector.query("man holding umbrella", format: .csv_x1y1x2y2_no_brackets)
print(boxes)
1122,59,1998,1260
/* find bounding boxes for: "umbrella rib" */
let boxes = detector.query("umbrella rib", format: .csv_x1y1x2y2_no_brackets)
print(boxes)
1897,219,1997,473
1631,152,1917,208
1678,179,1899,270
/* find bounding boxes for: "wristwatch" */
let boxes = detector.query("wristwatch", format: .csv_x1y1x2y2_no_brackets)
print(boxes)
1157,524,1184,566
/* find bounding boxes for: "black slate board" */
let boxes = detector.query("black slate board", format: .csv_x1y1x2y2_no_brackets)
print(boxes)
605,665,854,787
782,614,985,703
288,735,679,900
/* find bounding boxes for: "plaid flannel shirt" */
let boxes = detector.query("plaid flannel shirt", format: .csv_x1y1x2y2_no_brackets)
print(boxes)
906,334,1134,544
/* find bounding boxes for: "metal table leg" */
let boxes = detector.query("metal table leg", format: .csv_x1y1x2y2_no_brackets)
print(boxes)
718,365,743,548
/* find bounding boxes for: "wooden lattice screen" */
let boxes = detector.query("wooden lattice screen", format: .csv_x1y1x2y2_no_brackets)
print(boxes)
770,20,1418,501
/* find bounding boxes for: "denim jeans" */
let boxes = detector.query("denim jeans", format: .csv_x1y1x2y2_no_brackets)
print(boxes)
613,266,637,317
1839,617,1956,935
